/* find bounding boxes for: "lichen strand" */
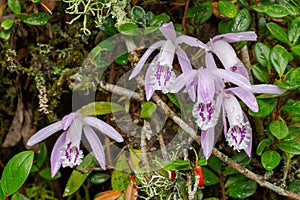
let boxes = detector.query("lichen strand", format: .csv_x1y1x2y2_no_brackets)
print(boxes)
63,0,129,35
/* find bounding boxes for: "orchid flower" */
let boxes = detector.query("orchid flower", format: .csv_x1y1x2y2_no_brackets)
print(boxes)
129,22,200,100
27,112,123,176
206,32,257,79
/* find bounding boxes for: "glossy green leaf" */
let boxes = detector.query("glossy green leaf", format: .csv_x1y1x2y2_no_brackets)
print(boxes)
0,181,5,200
197,157,208,166
1,19,14,30
256,138,273,156
218,1,237,18
148,13,170,27
1,151,34,196
261,150,281,170
166,93,181,109
249,98,277,118
254,42,270,68
281,101,300,116
63,153,96,196
131,6,146,25
226,179,257,198
145,11,155,25
288,17,300,45
118,22,139,36
39,168,61,180
288,180,300,195
164,160,192,171
187,2,213,25
99,17,117,36
278,140,300,155
111,153,130,190
252,64,269,83
281,1,300,16
269,120,288,139
115,52,128,65
141,102,157,119
270,45,292,77
23,12,50,26
252,4,289,18
284,126,300,141
291,45,300,57
225,174,247,188
202,167,220,186
266,22,289,45
275,67,300,90
207,155,222,174
0,30,11,41
218,21,231,34
35,142,47,167
224,152,251,176
90,173,110,184
77,102,124,117
8,0,21,14
231,8,251,32
237,0,249,9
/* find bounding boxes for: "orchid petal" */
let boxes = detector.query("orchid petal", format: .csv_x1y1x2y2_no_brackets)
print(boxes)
235,59,249,79
201,127,215,159
211,40,238,70
223,94,244,127
170,70,197,93
61,112,82,130
129,41,165,80
158,40,176,67
176,35,208,49
145,63,156,100
197,69,215,102
215,69,251,89
159,22,177,41
212,31,257,43
84,117,124,142
188,87,197,102
243,114,252,157
27,121,63,146
250,84,286,94
83,126,106,170
176,46,193,72
66,118,83,147
226,87,258,112
205,52,218,70
50,131,66,177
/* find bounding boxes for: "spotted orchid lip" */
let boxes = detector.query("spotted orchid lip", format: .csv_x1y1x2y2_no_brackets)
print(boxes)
193,100,219,131
61,142,83,168
226,122,251,152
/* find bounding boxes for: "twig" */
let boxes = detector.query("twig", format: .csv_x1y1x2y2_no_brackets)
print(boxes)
239,45,254,84
212,148,300,200
182,0,190,34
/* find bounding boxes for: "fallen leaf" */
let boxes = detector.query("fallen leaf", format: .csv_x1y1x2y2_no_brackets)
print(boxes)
40,0,56,15
94,190,122,200
124,184,138,200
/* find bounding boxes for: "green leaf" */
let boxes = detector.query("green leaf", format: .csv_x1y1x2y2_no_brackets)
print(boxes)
0,181,5,200
270,45,292,77
249,98,277,118
63,153,96,196
280,1,300,16
77,102,124,117
118,22,139,36
218,1,237,18
23,12,50,26
131,6,146,25
90,173,110,184
224,152,251,176
291,45,300,57
252,4,289,18
218,21,231,34
226,179,257,198
281,101,300,116
8,0,21,14
254,42,271,69
256,138,273,156
35,142,47,167
202,167,220,186
0,30,11,41
145,11,155,25
197,157,208,166
115,52,128,65
269,120,288,139
164,160,192,171
111,153,130,190
284,126,300,141
99,17,117,36
1,19,14,30
252,64,269,83
237,0,249,9
1,151,34,196
187,2,213,25
166,93,181,109
275,67,300,90
39,168,61,180
141,102,157,119
261,150,281,170
207,155,222,174
288,180,300,195
288,17,300,45
278,140,300,155
11,193,29,200
148,13,170,27
231,8,251,32
266,22,289,44
225,174,247,188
